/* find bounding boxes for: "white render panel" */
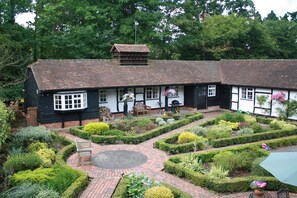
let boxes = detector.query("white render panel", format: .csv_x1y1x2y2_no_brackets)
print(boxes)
98,89,118,113
254,108,270,116
255,88,271,93
160,86,184,108
232,86,238,94
254,93,271,108
238,87,253,113
232,93,238,102
231,102,238,110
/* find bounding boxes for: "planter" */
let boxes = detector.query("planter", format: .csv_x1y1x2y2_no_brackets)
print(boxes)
254,189,265,196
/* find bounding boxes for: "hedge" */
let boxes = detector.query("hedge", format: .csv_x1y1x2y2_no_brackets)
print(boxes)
53,132,89,198
164,136,297,193
154,133,205,154
112,175,192,198
211,128,297,148
71,113,204,144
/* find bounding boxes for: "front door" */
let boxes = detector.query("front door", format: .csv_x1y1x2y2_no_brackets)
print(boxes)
197,85,207,109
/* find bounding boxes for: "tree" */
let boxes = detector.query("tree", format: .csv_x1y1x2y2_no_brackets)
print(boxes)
0,0,32,24
264,10,279,21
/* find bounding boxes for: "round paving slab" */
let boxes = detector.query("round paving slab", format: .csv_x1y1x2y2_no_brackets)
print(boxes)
93,150,148,169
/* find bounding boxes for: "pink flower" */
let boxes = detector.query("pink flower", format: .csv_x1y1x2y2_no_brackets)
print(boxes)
257,181,267,188
261,143,267,148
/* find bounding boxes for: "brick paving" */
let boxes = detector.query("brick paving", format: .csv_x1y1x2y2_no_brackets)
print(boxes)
59,112,297,198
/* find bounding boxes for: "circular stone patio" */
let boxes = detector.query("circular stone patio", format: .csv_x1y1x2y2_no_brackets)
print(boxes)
92,150,148,169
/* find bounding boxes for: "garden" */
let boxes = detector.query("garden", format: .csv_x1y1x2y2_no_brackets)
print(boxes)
155,112,297,154
0,124,88,198
70,112,204,144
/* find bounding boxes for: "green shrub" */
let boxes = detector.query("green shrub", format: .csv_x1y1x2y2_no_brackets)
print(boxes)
251,157,272,176
144,186,174,198
218,120,239,129
244,115,257,124
269,119,286,129
216,112,245,123
283,123,297,130
186,126,207,136
167,118,175,124
4,153,43,174
10,168,56,185
179,154,206,174
27,142,48,153
206,124,232,140
47,165,80,194
135,118,153,128
155,117,164,124
83,122,109,135
36,148,56,168
8,147,24,156
207,165,229,179
238,128,254,136
177,132,198,144
252,123,263,133
12,127,53,148
146,122,157,130
213,151,238,173
159,120,167,126
1,182,44,198
36,188,60,198
101,129,124,136
0,101,14,151
111,120,132,131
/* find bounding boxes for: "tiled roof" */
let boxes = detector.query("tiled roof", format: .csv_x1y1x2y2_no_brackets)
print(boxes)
220,60,297,90
110,44,150,53
29,59,220,91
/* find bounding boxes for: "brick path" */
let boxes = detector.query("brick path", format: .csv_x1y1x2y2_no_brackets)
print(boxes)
60,112,296,198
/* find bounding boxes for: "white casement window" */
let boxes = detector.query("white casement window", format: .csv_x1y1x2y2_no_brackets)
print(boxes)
119,88,133,101
241,87,254,100
99,90,107,103
169,86,179,97
146,87,159,99
208,85,216,97
54,91,87,111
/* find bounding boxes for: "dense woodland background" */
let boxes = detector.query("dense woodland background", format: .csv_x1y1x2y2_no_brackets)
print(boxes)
0,0,297,100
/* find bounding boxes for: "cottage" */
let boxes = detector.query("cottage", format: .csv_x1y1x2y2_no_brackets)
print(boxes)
24,44,297,128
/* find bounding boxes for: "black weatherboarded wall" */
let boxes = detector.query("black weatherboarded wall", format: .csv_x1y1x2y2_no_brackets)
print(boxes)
38,90,99,124
24,68,39,108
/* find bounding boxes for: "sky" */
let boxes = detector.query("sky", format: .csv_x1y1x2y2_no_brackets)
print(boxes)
15,0,297,26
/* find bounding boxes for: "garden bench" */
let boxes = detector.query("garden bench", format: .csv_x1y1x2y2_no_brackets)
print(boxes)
75,139,92,166
133,102,151,116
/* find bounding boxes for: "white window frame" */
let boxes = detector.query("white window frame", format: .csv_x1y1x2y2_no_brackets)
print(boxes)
119,88,133,102
208,85,216,97
146,87,159,100
53,91,87,111
169,86,179,97
241,87,253,100
99,90,107,103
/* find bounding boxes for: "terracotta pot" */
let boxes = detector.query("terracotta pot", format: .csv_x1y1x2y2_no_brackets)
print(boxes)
254,189,265,196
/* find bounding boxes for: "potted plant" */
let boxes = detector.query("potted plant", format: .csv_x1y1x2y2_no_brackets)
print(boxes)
250,180,267,196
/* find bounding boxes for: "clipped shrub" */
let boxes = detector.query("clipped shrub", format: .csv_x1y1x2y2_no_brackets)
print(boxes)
238,128,254,136
83,122,109,135
186,126,207,136
4,153,43,174
252,123,263,133
101,129,124,136
251,157,272,176
216,112,245,123
159,120,167,126
10,168,56,185
244,115,257,124
179,154,206,174
12,126,52,148
206,124,232,140
218,120,239,129
36,148,56,168
167,118,175,124
155,117,164,124
177,132,198,144
136,118,153,128
144,186,174,198
27,142,48,153
207,165,229,179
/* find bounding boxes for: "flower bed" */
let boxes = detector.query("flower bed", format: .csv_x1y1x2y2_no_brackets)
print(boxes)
70,113,204,144
155,113,297,154
164,136,297,193
1,127,88,198
112,173,191,198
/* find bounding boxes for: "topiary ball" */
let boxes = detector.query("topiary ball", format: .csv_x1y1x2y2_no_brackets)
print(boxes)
144,186,174,198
